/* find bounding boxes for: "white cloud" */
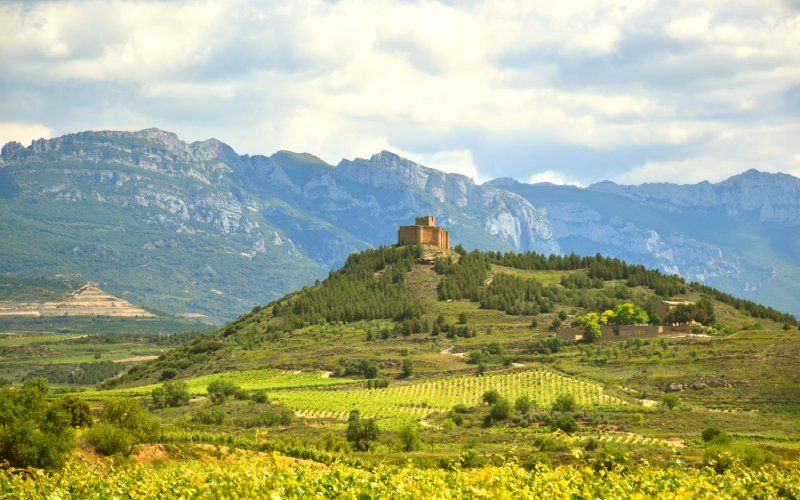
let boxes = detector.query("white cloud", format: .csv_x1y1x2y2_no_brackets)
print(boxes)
0,0,798,185
0,123,52,147
527,170,584,187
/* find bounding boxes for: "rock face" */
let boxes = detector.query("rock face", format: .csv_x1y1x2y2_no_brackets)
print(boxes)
1,128,798,319
0,283,153,318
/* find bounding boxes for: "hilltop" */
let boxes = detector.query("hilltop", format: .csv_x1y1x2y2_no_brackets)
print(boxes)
108,244,799,417
2,128,799,320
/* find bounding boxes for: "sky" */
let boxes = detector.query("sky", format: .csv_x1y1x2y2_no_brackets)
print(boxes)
1,0,799,186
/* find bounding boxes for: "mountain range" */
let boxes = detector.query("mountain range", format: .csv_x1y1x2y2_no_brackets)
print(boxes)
1,128,798,320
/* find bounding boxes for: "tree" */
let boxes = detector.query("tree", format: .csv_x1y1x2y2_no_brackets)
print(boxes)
701,426,729,444
661,393,680,410
0,382,75,469
458,312,468,324
551,393,577,412
151,381,190,408
207,379,241,404
86,398,158,456
602,303,649,325
489,398,511,421
57,395,93,428
514,395,532,415
397,422,422,451
582,321,602,343
400,359,413,379
550,413,578,433
482,389,500,405
346,410,379,451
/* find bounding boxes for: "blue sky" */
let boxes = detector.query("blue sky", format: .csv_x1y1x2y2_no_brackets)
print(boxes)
1,0,799,186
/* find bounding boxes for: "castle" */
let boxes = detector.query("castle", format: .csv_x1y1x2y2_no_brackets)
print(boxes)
398,216,450,249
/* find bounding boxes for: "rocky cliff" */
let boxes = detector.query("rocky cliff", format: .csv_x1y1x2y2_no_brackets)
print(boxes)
1,128,797,318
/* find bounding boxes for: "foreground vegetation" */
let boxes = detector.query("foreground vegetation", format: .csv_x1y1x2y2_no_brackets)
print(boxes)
2,451,798,499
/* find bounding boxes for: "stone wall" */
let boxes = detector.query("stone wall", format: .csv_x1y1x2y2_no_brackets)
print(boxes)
556,324,690,343
397,224,450,249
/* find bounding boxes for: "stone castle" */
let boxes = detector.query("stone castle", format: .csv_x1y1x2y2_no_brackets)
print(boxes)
398,216,450,249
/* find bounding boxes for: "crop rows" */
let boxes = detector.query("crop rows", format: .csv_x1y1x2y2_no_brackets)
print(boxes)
273,369,626,422
589,432,676,448
3,453,798,498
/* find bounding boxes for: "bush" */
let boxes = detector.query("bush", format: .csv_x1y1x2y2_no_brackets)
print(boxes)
592,449,630,472
551,393,577,412
192,408,226,425
251,391,269,404
704,443,778,473
397,423,422,451
452,404,470,414
489,398,511,421
458,312,468,324
151,381,190,408
207,379,242,404
486,342,504,355
400,359,413,379
241,410,293,428
701,426,730,444
482,390,500,405
346,410,379,451
366,379,389,389
87,398,158,456
550,413,578,433
521,452,551,470
57,395,93,428
533,434,568,452
85,423,134,456
661,393,680,409
0,382,75,469
159,369,177,381
514,395,532,415
476,363,487,375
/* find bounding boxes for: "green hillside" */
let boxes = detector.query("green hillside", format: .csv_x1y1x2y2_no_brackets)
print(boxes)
3,244,800,496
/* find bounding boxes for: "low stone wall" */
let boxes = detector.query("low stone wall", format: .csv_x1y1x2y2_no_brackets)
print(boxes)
556,324,690,343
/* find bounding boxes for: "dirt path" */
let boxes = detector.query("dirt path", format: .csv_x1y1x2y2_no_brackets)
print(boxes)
113,355,159,363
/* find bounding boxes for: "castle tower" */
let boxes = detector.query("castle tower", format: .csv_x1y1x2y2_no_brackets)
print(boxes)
397,215,450,249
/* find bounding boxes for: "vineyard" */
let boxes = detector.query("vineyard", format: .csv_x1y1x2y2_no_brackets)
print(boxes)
2,452,798,499
274,369,627,423
81,369,357,399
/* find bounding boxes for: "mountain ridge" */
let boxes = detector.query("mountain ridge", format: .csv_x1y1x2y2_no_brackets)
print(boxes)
1,128,798,318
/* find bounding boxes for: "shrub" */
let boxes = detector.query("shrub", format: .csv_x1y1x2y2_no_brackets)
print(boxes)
367,378,390,389
704,443,778,473
151,381,190,408
489,398,511,421
397,423,422,452
582,321,602,343
661,393,680,409
241,410,293,428
452,404,470,414
486,342,504,355
400,359,413,379
533,434,568,452
482,389,500,405
57,395,93,428
159,369,176,381
514,395,532,415
346,410,379,451
476,363,487,375
458,312,468,324
551,393,577,412
251,391,269,404
192,408,226,425
550,413,578,433
85,423,134,456
522,452,551,470
86,398,158,456
207,379,241,404
592,449,630,472
0,382,75,469
701,426,730,444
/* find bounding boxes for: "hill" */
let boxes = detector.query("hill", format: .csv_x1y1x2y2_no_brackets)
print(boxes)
2,128,799,320
6,244,800,485
100,245,799,443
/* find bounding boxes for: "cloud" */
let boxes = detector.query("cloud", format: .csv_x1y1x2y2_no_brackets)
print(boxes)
527,170,585,187
0,0,798,186
0,123,51,147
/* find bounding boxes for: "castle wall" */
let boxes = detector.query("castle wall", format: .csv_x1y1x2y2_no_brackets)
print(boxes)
556,324,691,343
397,224,450,249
